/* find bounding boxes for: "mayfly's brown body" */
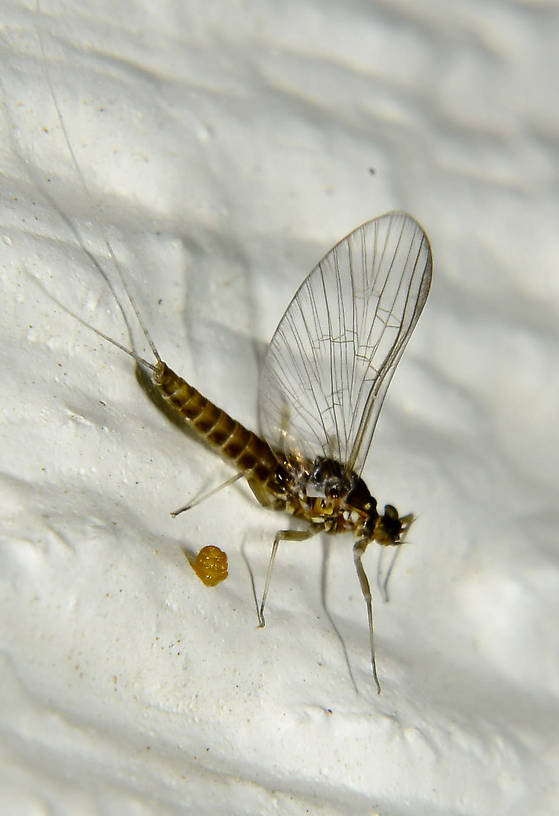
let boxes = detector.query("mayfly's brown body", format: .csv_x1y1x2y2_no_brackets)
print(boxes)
155,358,411,550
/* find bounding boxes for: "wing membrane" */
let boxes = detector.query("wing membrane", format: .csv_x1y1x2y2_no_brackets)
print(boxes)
259,212,432,474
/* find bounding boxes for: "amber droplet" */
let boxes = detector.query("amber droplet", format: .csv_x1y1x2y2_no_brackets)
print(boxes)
191,545,228,587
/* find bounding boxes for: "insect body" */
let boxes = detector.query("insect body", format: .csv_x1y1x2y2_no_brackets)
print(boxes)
117,210,432,693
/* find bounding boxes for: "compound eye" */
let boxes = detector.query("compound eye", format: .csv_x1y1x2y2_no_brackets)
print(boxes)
384,504,398,520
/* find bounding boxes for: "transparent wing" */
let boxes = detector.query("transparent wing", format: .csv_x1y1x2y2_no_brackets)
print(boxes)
258,211,432,475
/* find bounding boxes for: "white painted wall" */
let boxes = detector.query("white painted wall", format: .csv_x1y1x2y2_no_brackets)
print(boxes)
1,1,557,813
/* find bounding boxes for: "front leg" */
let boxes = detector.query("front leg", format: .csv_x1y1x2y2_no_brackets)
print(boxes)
353,538,381,694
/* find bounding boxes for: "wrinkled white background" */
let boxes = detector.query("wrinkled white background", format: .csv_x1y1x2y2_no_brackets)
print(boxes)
1,1,558,814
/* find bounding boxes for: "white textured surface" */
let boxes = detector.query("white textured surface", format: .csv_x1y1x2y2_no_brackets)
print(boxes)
1,1,558,814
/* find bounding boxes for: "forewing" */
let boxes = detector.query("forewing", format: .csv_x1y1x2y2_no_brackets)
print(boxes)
259,212,432,474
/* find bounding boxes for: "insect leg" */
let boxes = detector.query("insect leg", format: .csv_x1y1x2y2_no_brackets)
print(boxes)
353,538,382,694
171,472,244,516
378,544,403,603
258,528,320,628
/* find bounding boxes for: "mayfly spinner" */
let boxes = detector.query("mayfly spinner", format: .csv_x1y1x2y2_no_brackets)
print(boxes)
83,210,431,693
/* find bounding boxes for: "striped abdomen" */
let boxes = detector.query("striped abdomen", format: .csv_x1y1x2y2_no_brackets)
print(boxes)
153,360,282,487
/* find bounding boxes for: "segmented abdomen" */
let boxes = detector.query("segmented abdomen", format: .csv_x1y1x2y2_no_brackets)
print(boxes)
153,361,280,483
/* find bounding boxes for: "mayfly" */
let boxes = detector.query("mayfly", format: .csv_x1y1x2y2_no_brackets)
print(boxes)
73,210,431,693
